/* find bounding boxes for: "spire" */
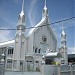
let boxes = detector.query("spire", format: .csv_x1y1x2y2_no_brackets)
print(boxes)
60,22,67,64
17,0,25,32
44,0,47,9
61,22,66,37
42,0,48,18
44,0,47,10
20,0,24,16
22,0,24,11
18,0,25,26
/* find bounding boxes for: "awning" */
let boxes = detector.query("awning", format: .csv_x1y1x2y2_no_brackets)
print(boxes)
45,52,62,58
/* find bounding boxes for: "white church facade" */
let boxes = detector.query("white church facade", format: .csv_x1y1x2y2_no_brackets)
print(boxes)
0,0,67,72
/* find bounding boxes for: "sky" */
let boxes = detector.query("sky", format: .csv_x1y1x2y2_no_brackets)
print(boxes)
0,0,75,54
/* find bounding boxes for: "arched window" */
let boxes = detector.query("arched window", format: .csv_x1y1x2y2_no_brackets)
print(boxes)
38,48,41,53
35,48,38,53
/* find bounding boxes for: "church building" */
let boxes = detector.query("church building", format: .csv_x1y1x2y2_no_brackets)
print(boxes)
0,0,67,72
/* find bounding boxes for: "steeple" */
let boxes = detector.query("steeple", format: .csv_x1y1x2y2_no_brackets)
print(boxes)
17,0,25,33
20,0,24,16
42,0,48,18
60,22,68,64
44,0,47,10
18,0,25,26
14,0,26,71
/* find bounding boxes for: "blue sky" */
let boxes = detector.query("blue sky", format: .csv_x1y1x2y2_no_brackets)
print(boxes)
0,0,75,54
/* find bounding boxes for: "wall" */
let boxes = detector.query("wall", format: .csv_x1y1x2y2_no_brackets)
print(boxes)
44,65,58,75
60,64,75,75
5,71,41,75
43,64,75,75
0,63,4,75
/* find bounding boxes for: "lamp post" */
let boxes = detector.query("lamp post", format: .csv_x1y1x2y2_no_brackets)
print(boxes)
1,53,5,75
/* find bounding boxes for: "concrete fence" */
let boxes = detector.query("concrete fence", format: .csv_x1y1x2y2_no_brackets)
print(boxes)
60,64,75,75
44,65,58,75
5,71,41,75
43,64,75,75
0,63,4,75
1,64,75,75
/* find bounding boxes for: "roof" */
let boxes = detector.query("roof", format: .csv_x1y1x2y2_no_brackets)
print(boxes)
0,40,15,47
28,17,46,36
45,52,62,58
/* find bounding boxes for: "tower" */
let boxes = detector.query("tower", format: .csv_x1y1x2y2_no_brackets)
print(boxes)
13,0,26,71
60,22,68,64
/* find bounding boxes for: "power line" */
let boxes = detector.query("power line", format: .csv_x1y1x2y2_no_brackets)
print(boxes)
26,17,75,29
0,17,75,30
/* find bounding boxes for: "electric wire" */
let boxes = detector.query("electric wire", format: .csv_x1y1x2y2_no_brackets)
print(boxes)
0,17,75,30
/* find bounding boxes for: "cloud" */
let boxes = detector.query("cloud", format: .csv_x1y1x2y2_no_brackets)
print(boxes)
1,17,16,26
68,47,75,54
0,27,12,43
28,0,37,27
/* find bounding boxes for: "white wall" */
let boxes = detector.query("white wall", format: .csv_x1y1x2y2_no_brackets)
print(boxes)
5,71,41,75
44,65,58,75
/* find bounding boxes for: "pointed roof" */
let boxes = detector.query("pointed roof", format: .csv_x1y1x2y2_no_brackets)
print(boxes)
28,17,46,36
28,0,55,38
